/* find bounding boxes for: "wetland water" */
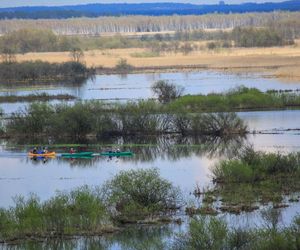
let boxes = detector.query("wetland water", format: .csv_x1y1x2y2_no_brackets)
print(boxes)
1,70,300,114
1,71,300,248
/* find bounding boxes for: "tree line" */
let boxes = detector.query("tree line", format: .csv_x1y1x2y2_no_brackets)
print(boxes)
0,12,299,35
0,26,296,57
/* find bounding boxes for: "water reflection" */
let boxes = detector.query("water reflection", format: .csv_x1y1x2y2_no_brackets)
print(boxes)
4,224,176,250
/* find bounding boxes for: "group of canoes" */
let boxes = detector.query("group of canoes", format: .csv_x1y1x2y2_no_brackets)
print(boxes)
28,148,133,158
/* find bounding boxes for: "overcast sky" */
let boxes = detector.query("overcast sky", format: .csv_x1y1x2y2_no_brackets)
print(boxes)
0,0,286,8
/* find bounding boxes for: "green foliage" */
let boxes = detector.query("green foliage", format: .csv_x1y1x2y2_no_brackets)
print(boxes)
174,215,300,250
213,146,300,183
103,168,181,222
169,86,300,112
6,102,247,138
0,186,111,243
232,27,288,47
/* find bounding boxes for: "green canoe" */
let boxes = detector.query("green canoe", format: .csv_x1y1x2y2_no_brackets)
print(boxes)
61,152,94,158
100,151,133,156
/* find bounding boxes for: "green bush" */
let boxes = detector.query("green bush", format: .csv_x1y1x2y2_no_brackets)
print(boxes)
103,168,181,222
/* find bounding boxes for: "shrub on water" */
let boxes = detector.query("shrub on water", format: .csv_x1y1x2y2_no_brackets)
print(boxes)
7,102,54,136
68,186,108,231
14,194,44,235
103,168,181,222
51,103,95,139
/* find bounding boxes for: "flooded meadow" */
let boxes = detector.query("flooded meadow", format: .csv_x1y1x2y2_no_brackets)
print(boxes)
1,70,300,248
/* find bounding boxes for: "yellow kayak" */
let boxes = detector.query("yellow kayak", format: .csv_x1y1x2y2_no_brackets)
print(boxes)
28,152,56,157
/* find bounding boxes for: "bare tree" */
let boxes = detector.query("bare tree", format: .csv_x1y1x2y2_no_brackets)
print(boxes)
1,47,16,63
152,80,184,104
69,47,84,63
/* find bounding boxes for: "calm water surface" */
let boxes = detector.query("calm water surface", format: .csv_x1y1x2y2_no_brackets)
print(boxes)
1,70,300,114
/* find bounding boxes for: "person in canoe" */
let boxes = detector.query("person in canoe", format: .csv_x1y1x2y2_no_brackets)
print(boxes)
43,147,48,154
32,147,38,154
70,148,76,154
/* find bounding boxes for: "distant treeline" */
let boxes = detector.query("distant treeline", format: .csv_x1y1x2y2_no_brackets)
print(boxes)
0,61,94,82
0,26,295,55
0,12,299,35
0,1,299,19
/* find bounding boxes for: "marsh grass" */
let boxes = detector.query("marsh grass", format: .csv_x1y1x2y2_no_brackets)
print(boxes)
0,187,112,243
202,147,300,211
213,147,300,184
168,86,300,112
174,213,300,249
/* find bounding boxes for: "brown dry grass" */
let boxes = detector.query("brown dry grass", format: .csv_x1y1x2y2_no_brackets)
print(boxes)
15,41,300,79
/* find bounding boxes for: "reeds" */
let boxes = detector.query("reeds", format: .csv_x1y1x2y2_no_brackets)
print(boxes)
174,213,300,249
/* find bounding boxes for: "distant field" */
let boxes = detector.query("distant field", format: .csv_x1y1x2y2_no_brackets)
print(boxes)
16,41,300,79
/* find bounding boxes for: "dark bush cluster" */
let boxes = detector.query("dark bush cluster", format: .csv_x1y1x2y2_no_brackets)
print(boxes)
6,102,247,139
0,61,94,82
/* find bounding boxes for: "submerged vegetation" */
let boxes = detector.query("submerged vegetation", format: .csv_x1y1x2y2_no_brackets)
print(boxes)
0,61,94,82
0,169,181,243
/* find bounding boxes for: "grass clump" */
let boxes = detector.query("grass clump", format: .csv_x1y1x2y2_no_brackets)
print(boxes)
0,187,112,243
103,168,181,223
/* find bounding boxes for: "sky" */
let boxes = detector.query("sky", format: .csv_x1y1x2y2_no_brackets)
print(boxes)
0,0,286,8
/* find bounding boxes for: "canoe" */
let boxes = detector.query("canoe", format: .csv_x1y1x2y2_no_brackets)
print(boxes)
100,151,133,156
61,156,94,159
28,152,56,157
61,152,94,157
